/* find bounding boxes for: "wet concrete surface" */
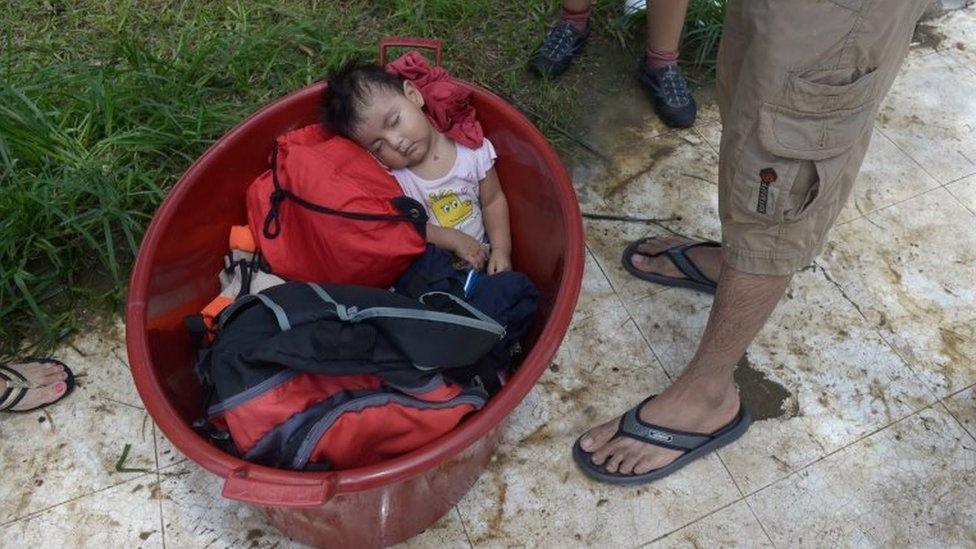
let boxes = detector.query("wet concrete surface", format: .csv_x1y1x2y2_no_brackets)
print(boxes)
735,353,798,421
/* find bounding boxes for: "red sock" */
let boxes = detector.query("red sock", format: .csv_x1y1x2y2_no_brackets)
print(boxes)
645,47,679,69
559,6,592,33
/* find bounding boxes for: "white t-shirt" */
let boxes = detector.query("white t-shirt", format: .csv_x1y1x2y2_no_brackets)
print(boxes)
391,139,497,244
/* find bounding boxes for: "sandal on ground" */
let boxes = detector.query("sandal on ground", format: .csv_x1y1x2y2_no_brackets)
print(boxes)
572,396,752,485
0,358,76,413
621,238,720,295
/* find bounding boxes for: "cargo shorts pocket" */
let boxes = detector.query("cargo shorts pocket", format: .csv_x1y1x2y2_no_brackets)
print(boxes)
733,67,878,223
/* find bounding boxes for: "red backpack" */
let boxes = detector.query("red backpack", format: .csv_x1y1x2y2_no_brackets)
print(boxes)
246,125,428,288
193,282,503,470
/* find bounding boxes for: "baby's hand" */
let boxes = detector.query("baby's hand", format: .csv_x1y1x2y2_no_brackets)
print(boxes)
487,248,512,275
452,232,489,270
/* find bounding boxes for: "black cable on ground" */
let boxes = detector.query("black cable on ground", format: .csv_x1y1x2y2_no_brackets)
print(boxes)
581,212,681,224
581,212,684,236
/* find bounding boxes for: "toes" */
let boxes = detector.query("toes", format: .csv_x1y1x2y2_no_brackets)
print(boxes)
50,381,67,397
38,382,67,402
605,449,627,474
631,237,693,278
636,236,686,255
35,362,61,374
9,361,66,384
635,237,666,255
590,446,609,466
41,368,68,385
592,432,621,465
593,438,636,472
585,434,688,476
633,456,659,475
590,436,625,465
633,449,684,475
11,382,66,411
630,254,655,272
579,419,619,452
618,452,641,475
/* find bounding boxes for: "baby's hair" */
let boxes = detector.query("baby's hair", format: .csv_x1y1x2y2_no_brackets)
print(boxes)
322,62,405,138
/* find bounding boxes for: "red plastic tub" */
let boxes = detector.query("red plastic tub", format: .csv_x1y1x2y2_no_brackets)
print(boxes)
125,40,584,548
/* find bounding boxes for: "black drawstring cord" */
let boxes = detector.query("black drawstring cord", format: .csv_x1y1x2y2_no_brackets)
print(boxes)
261,142,428,240
263,144,286,239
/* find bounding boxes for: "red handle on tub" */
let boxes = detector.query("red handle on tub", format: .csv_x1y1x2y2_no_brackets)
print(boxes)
222,466,335,507
379,36,443,66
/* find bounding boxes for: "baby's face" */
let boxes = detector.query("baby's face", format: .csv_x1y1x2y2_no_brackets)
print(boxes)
351,81,432,169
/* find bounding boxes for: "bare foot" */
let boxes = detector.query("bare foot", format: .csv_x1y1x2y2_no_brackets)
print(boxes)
628,235,723,283
578,381,740,475
1,361,70,412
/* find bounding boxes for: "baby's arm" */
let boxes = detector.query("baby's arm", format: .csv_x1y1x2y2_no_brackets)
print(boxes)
479,168,512,274
427,224,489,270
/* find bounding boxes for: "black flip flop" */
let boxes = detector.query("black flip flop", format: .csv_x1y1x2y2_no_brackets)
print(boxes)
0,358,76,414
621,238,720,295
573,396,752,485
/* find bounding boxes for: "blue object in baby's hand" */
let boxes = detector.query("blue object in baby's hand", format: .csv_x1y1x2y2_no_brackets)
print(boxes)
462,269,480,298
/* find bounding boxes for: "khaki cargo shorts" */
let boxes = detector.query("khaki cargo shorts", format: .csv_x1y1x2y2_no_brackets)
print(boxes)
716,0,933,275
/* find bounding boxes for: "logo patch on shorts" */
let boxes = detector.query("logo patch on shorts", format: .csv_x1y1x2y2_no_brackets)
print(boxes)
756,168,778,214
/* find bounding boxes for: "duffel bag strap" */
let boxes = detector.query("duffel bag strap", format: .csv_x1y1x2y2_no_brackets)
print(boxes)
192,417,237,455
192,384,238,455
305,285,504,338
303,284,504,371
418,291,500,326
216,293,291,332
185,314,213,351
443,360,503,396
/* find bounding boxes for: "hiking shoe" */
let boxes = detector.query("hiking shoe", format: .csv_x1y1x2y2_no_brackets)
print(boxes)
638,61,697,128
528,21,589,77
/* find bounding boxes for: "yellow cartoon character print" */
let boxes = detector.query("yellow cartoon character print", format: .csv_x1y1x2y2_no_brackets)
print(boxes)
429,190,474,228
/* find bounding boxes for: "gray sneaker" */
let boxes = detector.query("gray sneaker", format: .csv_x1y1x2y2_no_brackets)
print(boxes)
638,61,697,128
528,21,590,77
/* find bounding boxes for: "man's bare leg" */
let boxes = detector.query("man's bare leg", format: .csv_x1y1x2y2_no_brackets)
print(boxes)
579,262,791,475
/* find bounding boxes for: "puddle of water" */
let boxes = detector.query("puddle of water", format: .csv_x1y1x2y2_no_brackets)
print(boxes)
734,353,798,421
913,22,947,51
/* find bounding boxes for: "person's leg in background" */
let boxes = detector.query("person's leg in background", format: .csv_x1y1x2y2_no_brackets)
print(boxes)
560,0,595,32
528,0,697,126
639,0,697,128
575,0,934,483
562,0,594,17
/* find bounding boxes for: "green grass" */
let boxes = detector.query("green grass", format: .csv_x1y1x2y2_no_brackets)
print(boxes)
679,0,726,78
0,0,724,358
